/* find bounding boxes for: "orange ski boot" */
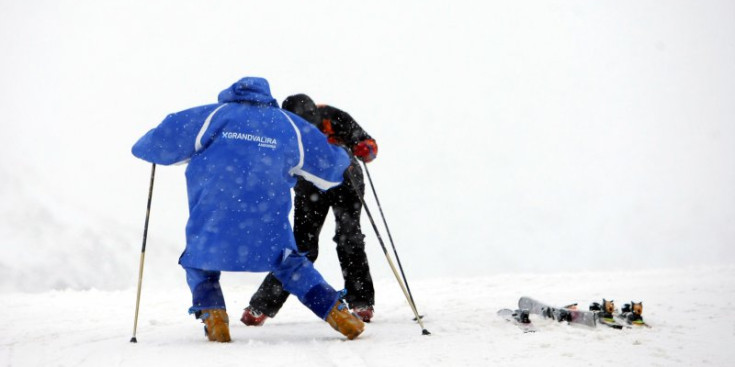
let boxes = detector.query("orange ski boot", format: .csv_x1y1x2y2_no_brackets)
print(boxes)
326,301,365,340
199,309,231,342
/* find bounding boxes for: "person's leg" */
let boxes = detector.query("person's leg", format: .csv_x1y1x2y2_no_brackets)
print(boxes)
185,267,226,313
293,179,331,259
271,250,365,339
244,180,331,319
331,167,375,310
271,250,339,319
183,267,230,342
246,273,291,318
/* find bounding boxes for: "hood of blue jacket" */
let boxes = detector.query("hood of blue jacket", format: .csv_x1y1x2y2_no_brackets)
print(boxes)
218,77,278,106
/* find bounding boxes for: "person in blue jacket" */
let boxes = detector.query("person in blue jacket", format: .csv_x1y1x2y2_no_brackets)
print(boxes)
131,76,365,342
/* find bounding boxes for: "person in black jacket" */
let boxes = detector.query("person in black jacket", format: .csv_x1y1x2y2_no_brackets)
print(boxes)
241,94,378,325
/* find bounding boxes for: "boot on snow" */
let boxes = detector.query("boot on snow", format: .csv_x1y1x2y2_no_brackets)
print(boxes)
352,305,374,323
197,309,231,342
621,301,647,326
589,299,616,319
326,301,365,340
240,305,268,326
589,299,624,328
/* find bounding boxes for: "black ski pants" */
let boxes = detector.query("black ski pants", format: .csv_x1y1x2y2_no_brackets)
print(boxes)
248,163,375,316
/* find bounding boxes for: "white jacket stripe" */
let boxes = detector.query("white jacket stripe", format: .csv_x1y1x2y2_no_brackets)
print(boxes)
195,104,228,152
281,110,341,190
281,110,304,173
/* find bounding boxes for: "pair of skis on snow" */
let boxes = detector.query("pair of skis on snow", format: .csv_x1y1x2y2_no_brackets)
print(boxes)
498,297,651,333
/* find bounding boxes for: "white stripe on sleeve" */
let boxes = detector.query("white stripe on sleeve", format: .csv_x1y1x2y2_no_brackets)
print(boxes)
297,170,343,191
195,104,228,152
281,110,341,190
281,110,304,174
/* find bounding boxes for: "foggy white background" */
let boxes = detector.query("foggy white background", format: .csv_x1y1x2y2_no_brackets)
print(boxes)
1,0,733,293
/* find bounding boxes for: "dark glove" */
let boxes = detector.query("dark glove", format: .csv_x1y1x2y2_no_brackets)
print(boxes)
352,139,378,163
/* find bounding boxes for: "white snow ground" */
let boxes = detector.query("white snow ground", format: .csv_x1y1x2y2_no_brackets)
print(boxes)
2,1,735,366
3,267,735,366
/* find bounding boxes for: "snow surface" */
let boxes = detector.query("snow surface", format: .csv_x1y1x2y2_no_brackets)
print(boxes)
2,0,735,366
3,267,735,366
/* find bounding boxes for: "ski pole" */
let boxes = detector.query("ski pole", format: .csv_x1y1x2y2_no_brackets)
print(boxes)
130,163,156,343
361,161,421,319
346,166,430,335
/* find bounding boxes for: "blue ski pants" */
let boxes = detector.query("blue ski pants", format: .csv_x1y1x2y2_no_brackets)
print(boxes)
184,250,340,320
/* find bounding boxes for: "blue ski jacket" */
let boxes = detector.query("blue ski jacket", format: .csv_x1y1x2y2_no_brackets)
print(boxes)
132,77,350,272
